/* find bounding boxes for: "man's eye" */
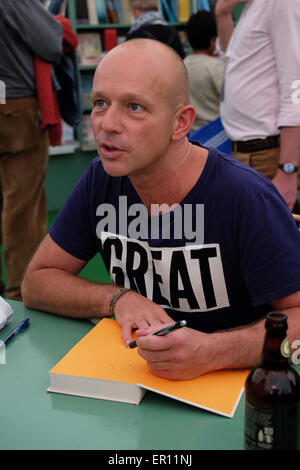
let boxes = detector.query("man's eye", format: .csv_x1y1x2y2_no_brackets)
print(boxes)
129,103,142,112
95,99,107,108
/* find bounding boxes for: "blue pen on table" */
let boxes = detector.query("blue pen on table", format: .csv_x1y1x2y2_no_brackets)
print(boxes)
2,318,30,345
128,320,187,349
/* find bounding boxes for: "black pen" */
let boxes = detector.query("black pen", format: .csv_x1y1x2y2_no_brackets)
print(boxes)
128,320,187,349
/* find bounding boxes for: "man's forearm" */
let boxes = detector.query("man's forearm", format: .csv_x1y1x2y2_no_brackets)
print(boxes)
272,127,300,210
279,127,300,167
215,11,234,53
210,308,300,371
22,268,120,319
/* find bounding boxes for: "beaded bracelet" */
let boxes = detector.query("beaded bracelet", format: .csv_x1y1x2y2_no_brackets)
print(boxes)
109,287,131,316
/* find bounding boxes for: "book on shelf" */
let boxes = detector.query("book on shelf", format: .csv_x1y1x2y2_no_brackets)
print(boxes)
45,0,68,14
80,72,94,109
196,0,211,12
81,114,97,150
105,0,119,23
75,0,133,25
76,0,90,24
113,0,125,23
121,0,132,23
48,318,249,418
87,0,99,24
77,32,102,66
178,0,190,22
160,0,176,22
95,0,107,23
104,28,118,50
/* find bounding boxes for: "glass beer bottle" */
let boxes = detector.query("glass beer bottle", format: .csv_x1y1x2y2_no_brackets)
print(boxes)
244,311,300,450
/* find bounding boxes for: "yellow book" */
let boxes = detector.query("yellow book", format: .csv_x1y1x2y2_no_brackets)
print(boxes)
48,319,249,417
178,0,190,22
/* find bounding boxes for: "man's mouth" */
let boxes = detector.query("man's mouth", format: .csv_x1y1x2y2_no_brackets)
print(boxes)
100,142,124,157
103,144,119,151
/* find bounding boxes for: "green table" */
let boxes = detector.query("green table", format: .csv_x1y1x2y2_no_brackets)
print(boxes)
0,300,297,451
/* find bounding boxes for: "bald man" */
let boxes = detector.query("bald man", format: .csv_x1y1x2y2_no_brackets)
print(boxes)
22,39,300,380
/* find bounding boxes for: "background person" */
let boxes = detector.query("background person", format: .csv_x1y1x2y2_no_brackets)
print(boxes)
0,0,63,300
126,0,186,59
184,10,225,133
215,0,300,212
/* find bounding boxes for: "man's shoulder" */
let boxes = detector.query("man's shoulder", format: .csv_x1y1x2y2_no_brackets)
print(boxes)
206,146,280,197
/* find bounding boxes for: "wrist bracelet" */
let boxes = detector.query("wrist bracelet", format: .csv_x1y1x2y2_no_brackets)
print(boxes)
109,287,131,315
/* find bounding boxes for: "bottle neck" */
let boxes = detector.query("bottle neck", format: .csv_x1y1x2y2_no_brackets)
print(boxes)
262,329,290,367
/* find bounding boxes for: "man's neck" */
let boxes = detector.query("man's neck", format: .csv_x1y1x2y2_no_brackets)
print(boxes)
130,141,208,212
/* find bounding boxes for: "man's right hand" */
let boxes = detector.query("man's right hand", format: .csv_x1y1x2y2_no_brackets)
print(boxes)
113,290,173,346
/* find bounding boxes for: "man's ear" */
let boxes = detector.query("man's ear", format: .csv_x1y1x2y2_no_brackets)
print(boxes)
171,105,196,141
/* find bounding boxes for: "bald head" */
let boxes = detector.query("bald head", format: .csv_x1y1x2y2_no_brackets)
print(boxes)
91,38,196,178
95,39,190,112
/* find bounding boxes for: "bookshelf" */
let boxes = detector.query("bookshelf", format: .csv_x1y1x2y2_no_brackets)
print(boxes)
66,0,199,151
47,0,214,159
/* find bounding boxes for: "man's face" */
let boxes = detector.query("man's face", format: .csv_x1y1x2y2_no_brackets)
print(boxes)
91,47,178,179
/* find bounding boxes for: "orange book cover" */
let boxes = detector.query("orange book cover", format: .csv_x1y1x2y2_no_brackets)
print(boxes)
48,318,249,417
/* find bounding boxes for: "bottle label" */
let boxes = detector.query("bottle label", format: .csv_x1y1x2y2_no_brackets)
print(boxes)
280,337,290,358
245,399,299,450
245,401,275,450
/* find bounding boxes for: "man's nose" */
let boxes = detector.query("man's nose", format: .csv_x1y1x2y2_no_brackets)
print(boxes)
100,104,122,133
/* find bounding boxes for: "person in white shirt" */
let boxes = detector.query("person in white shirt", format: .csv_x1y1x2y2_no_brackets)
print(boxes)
184,11,225,133
216,0,300,212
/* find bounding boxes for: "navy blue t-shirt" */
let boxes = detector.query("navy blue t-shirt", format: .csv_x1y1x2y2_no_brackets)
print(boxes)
49,146,300,332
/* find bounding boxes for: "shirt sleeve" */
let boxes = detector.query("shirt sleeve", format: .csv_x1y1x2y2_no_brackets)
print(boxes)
49,164,98,261
270,0,300,127
237,181,300,306
0,0,63,64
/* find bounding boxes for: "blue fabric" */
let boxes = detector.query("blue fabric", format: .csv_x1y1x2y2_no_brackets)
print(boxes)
197,0,211,12
54,52,82,127
48,0,83,127
189,117,232,155
49,145,300,332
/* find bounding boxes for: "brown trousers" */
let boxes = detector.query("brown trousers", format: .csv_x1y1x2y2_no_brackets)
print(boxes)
0,97,49,300
232,147,300,187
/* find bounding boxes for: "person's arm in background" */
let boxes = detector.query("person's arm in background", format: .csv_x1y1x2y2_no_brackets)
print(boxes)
215,0,247,53
268,0,300,211
273,127,300,211
1,0,63,63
